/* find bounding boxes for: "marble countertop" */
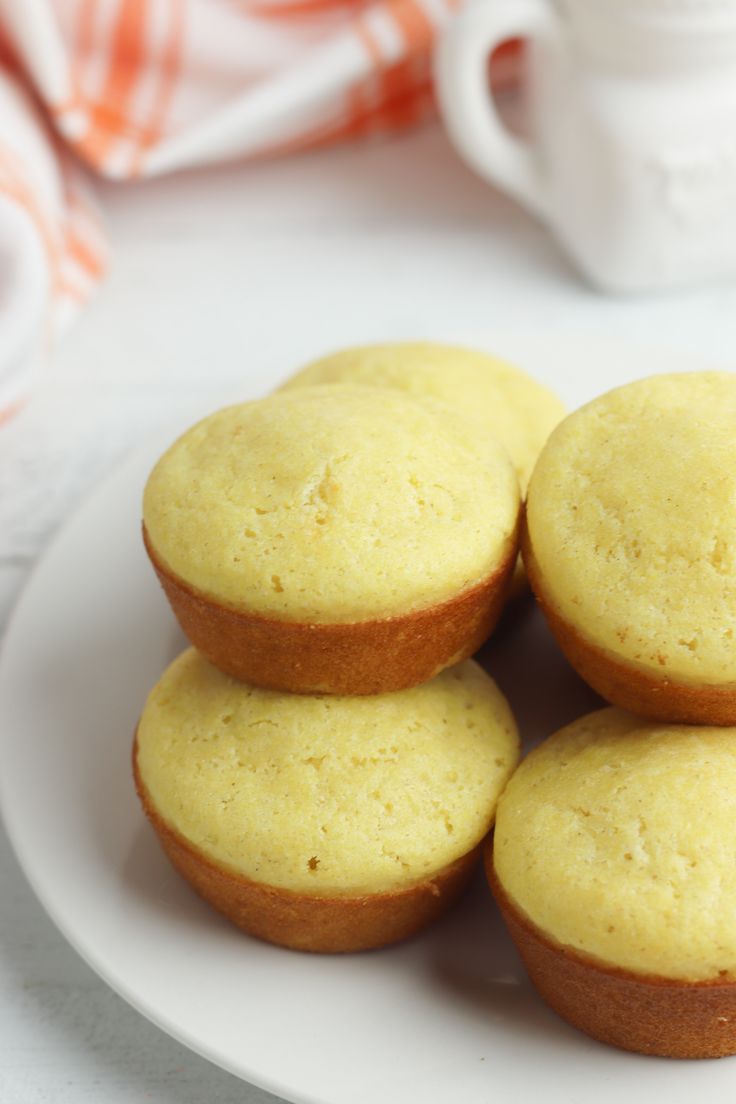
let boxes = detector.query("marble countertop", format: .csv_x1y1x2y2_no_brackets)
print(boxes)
2,122,736,1103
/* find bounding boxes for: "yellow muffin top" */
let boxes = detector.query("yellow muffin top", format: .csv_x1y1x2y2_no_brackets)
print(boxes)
494,707,736,982
143,384,519,623
527,372,736,684
280,342,565,491
137,650,520,896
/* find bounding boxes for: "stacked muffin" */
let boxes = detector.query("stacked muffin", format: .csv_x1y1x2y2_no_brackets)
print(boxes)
491,372,736,1058
135,356,736,1058
135,343,564,953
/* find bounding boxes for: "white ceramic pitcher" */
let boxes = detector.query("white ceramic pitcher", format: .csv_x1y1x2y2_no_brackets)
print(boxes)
437,0,736,292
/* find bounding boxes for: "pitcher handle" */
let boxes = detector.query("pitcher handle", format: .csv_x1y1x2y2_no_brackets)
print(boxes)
435,0,559,221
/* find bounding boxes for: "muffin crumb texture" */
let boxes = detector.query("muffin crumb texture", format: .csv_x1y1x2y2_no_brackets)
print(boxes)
143,384,519,623
137,650,519,896
281,341,565,491
527,372,736,683
494,707,736,981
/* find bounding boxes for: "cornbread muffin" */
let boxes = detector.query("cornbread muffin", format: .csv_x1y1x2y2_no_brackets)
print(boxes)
281,343,564,598
143,384,520,694
134,649,520,952
280,342,565,492
525,372,736,724
491,707,736,1057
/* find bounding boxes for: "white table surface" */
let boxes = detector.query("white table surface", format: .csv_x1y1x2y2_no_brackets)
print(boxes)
2,122,736,1104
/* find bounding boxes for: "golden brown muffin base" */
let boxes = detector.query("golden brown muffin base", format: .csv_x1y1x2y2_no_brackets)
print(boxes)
487,848,736,1058
521,513,736,726
143,523,517,695
134,736,480,953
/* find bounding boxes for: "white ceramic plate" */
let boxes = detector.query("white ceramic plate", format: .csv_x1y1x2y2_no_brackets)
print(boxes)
2,338,736,1104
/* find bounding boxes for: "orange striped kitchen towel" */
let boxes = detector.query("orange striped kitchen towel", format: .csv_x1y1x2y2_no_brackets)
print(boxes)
0,0,520,419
